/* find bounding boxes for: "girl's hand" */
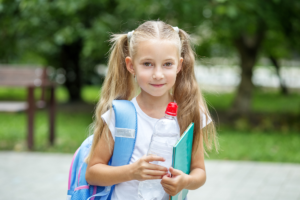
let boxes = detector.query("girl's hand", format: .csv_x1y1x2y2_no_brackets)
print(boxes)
130,155,169,181
161,167,189,196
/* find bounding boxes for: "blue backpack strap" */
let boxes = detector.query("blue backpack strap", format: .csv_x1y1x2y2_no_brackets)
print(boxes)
110,100,137,166
87,100,137,200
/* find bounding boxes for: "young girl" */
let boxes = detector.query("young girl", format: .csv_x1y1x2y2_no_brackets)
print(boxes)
85,20,218,200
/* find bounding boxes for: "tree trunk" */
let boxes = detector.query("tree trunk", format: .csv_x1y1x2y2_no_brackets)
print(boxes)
60,39,83,102
230,33,264,115
269,56,288,95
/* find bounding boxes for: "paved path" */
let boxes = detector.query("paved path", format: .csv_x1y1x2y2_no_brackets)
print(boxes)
1,151,300,200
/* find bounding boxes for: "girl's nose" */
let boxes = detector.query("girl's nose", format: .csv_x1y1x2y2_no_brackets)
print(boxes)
153,67,164,79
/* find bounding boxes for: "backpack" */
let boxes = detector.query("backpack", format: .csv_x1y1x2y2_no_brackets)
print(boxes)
67,100,137,200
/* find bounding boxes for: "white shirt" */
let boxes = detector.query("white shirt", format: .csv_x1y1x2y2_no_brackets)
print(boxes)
101,96,211,200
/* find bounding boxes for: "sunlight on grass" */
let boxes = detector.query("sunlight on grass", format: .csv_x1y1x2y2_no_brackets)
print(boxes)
0,86,69,103
82,86,101,103
0,111,92,153
204,89,300,114
207,130,300,163
0,86,299,163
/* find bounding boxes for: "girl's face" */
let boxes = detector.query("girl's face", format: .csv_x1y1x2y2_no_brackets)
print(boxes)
126,39,183,98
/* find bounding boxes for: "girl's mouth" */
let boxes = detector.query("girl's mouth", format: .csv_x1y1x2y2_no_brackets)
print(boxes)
150,84,165,87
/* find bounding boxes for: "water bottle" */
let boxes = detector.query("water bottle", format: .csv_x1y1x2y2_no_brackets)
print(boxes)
138,102,180,200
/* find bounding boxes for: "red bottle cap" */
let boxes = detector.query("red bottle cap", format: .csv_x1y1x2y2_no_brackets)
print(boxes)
165,102,178,116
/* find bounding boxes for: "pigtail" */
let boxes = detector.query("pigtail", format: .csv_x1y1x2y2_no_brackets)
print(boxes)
174,29,218,156
86,33,136,162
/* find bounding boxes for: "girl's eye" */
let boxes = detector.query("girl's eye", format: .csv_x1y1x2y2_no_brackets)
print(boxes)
164,62,173,67
143,62,152,67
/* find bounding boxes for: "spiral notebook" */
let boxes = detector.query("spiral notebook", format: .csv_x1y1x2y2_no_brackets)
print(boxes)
170,123,194,200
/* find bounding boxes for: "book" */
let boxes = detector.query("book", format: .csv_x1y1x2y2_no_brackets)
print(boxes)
170,123,194,200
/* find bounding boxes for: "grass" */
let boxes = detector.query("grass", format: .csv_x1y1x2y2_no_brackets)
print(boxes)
1,110,299,163
1,86,300,113
0,85,102,104
0,85,299,163
207,130,300,163
0,87,69,102
204,89,300,114
0,111,92,153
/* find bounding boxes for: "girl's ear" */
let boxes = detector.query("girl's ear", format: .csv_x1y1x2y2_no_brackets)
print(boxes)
177,57,183,74
125,56,135,75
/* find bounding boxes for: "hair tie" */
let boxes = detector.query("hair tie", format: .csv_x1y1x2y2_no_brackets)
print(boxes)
173,26,179,33
127,30,134,41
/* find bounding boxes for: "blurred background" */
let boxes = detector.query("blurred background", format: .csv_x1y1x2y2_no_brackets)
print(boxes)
0,0,300,163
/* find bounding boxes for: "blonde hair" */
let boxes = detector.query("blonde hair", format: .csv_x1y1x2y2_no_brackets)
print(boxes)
86,21,218,162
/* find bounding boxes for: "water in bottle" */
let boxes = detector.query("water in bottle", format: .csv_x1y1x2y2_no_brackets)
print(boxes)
138,102,180,200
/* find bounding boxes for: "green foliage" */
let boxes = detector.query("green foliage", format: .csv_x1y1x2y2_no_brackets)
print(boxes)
0,0,22,63
17,0,118,62
1,0,299,62
114,0,300,58
202,0,300,57
1,0,299,103
0,0,122,91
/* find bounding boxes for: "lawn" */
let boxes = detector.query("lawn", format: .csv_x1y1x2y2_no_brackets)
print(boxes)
203,90,300,114
1,86,300,113
0,111,92,153
207,130,300,163
0,86,299,163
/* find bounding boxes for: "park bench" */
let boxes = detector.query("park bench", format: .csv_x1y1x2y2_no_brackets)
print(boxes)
0,65,56,150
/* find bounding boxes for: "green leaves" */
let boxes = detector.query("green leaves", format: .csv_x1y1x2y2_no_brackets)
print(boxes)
226,5,237,18
215,0,227,3
0,0,298,82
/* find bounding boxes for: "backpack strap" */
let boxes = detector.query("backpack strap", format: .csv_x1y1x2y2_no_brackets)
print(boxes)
67,100,137,200
86,100,137,200
111,100,137,166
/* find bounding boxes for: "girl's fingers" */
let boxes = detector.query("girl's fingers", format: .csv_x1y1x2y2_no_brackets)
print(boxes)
161,175,173,184
146,163,168,172
143,175,164,180
169,167,182,176
162,183,173,192
144,155,165,163
144,169,168,176
162,185,172,195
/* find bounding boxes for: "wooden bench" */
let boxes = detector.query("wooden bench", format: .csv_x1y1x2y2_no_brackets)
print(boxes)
0,65,56,150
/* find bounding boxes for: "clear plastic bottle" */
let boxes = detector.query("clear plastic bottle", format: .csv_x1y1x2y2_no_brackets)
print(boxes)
138,102,180,200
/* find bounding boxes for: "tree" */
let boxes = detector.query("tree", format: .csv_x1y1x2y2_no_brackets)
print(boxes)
262,1,300,95
0,0,22,63
2,0,299,107
5,0,121,102
196,0,300,114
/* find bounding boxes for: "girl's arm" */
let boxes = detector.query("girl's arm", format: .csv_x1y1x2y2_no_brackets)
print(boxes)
184,134,206,189
86,124,168,186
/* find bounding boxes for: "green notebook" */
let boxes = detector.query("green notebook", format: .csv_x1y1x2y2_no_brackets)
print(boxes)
170,123,194,200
